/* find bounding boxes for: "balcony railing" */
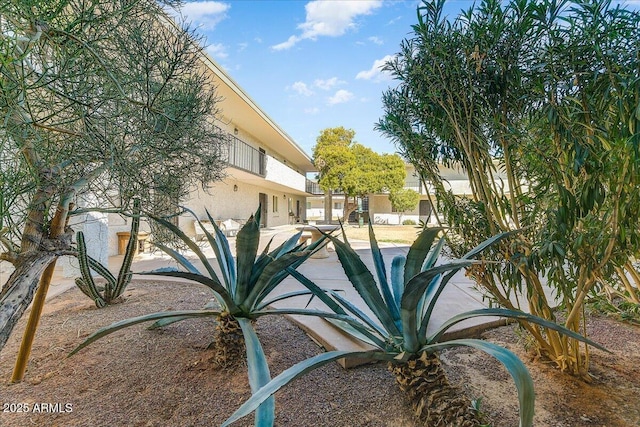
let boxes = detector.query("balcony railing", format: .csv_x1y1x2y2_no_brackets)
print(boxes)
404,179,423,192
224,134,265,177
306,179,323,194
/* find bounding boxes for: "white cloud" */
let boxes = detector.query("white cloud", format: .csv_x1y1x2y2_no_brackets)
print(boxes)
327,89,354,105
206,43,228,60
290,81,314,96
305,107,320,115
178,1,230,29
272,35,302,51
272,0,383,50
356,55,394,82
368,36,383,45
313,77,344,91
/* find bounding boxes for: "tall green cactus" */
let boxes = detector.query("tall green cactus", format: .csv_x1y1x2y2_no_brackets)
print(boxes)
74,199,141,307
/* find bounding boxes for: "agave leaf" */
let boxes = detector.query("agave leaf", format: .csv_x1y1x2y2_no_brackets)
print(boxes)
330,235,401,337
285,268,348,315
238,318,274,427
429,308,609,352
253,249,320,305
147,315,194,329
250,237,276,285
251,308,365,325
328,290,388,338
368,222,402,330
325,318,388,349
420,339,534,427
147,211,220,282
235,215,261,302
390,255,406,309
140,271,234,310
151,241,201,274
421,231,515,332
461,229,519,260
244,252,311,310
401,260,476,311
400,260,476,352
415,273,443,337
149,299,218,329
404,227,443,284
255,289,326,311
204,209,236,291
220,350,386,427
274,230,305,258
69,310,221,356
423,236,446,270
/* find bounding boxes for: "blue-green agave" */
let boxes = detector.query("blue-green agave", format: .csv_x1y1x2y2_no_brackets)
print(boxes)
71,206,339,427
222,224,608,427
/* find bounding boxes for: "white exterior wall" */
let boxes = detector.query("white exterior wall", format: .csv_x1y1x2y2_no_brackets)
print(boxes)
265,156,306,192
179,178,305,237
368,194,421,225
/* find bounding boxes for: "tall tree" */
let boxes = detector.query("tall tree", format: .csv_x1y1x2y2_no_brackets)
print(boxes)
377,0,640,377
389,188,420,224
0,0,228,379
312,127,405,222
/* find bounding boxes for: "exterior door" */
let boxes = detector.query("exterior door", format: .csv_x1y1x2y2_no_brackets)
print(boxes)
419,200,432,223
259,193,267,227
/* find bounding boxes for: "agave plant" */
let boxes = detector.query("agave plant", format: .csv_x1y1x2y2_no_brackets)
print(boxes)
222,224,608,427
74,198,141,307
71,206,339,426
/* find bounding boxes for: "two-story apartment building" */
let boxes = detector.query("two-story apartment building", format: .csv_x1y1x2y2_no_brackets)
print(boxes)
60,44,317,275
102,52,315,255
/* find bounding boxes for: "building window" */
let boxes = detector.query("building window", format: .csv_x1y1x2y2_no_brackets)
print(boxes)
334,202,343,210
272,195,278,212
306,202,311,209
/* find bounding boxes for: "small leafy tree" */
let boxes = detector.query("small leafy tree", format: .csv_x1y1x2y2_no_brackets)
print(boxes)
0,0,227,381
313,127,405,221
377,0,640,377
389,188,420,224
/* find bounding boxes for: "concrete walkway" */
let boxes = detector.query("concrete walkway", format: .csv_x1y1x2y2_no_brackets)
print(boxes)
45,225,510,368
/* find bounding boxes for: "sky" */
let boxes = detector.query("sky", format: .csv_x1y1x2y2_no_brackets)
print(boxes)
168,0,640,157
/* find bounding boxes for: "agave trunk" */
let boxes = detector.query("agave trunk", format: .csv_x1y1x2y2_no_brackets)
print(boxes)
211,312,246,369
389,352,478,427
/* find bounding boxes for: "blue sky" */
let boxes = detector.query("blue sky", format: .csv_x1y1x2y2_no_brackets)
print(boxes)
170,0,640,157
168,0,442,156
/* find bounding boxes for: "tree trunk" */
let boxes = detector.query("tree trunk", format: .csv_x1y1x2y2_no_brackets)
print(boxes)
0,252,57,350
342,195,357,224
211,312,246,369
389,352,479,426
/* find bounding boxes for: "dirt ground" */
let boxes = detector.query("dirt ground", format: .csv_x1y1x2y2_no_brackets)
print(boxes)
1,280,639,427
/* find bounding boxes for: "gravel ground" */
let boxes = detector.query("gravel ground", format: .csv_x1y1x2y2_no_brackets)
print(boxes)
1,280,638,427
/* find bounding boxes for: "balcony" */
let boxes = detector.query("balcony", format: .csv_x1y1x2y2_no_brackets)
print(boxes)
264,155,306,192
306,180,323,195
404,179,423,193
222,131,307,193
225,135,265,177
